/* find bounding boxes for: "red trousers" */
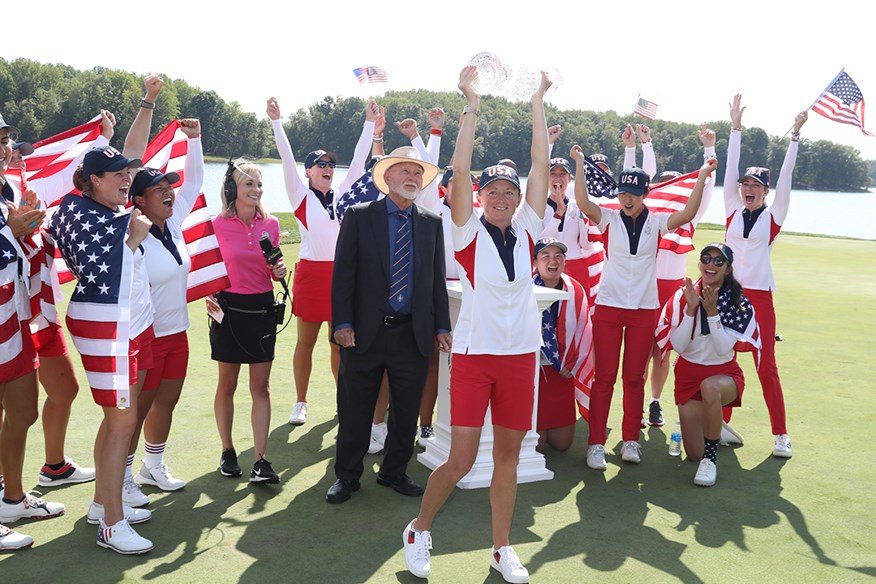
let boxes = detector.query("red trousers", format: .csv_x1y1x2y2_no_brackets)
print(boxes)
588,305,658,444
723,288,787,434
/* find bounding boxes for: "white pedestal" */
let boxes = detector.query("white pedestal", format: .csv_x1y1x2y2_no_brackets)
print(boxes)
417,282,569,489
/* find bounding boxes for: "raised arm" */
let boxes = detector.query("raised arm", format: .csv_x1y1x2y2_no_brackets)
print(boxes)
338,100,379,195
667,157,718,231
425,107,444,165
693,125,717,225
570,145,602,224
172,119,204,220
525,71,551,219
637,124,656,178
267,97,310,208
772,111,807,226
723,94,745,216
372,105,386,157
450,66,480,227
123,75,163,159
547,124,562,158
622,124,637,169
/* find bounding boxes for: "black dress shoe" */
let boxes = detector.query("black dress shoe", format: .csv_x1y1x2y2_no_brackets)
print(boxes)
376,474,424,497
326,478,360,504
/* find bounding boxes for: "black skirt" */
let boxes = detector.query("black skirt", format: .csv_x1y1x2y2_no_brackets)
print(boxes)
210,291,278,363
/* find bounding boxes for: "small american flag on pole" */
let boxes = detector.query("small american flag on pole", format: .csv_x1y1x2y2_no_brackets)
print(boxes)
810,70,874,136
353,66,388,84
634,95,658,120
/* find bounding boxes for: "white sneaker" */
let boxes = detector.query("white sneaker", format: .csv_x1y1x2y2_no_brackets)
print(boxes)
368,422,388,455
122,477,149,508
403,519,432,578
719,422,744,446
0,494,65,524
87,501,152,525
137,462,186,491
288,402,308,426
693,459,717,487
621,440,642,464
96,518,153,554
586,444,607,470
38,457,96,487
491,545,530,583
0,524,33,551
773,434,793,458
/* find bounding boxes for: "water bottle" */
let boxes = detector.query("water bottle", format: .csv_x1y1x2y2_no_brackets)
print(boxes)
668,420,682,456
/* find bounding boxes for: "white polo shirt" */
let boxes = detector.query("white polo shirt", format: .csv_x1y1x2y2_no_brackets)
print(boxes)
596,207,669,310
452,201,542,355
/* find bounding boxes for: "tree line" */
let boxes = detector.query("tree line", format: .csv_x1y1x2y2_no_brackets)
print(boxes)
2,58,871,191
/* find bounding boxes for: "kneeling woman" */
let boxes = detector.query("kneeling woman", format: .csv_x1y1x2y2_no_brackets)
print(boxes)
657,243,760,487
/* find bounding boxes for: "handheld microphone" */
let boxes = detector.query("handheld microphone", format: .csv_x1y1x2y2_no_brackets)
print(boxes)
260,233,290,298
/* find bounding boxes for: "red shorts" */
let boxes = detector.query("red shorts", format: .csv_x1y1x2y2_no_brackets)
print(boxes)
127,326,155,387
450,352,536,431
674,356,744,407
657,278,684,308
143,331,189,391
0,323,39,383
536,366,577,431
291,259,332,322
32,323,69,357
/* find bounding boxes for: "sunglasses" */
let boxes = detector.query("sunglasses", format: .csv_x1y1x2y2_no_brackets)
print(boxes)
700,255,728,267
314,160,336,169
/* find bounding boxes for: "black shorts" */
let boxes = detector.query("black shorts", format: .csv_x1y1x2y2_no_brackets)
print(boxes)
210,291,278,364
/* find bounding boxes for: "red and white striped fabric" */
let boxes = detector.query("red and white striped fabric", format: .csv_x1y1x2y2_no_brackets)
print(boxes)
140,121,230,302
25,116,103,187
553,273,595,422
0,217,29,380
583,218,604,301
598,170,708,254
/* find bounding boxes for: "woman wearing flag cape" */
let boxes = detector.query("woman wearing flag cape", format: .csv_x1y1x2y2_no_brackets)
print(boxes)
654,242,761,487
50,144,156,554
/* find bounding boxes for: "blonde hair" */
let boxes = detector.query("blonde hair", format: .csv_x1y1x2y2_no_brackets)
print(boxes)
221,158,270,219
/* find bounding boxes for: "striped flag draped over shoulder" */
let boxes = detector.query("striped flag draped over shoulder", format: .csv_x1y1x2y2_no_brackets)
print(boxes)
598,170,707,254
140,121,230,302
336,171,381,223
49,194,134,406
534,273,594,421
655,278,761,365
0,211,30,379
25,116,103,186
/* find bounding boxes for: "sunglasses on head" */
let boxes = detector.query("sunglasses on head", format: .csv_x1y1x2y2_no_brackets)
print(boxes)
700,255,728,267
314,160,336,169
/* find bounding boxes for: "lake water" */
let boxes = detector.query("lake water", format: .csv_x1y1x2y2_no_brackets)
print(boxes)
203,162,876,240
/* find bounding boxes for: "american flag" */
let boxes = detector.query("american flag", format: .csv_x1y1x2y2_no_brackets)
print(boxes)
580,155,617,199
634,96,658,120
336,171,381,223
0,212,29,379
655,278,761,365
534,273,594,421
140,121,230,301
49,193,135,405
353,66,388,84
810,70,874,136
25,116,103,184
598,169,708,254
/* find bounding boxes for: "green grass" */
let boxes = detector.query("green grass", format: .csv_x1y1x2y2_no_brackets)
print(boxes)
2,226,875,583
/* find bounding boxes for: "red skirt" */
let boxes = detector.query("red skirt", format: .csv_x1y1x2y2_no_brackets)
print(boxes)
674,356,744,407
537,366,577,431
292,259,333,322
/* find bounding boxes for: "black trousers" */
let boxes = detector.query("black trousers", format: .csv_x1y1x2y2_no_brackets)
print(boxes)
334,321,429,482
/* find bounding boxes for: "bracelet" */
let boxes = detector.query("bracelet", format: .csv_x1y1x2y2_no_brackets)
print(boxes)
790,130,801,142
430,129,443,136
372,134,383,143
140,99,155,110
731,127,742,132
463,104,480,117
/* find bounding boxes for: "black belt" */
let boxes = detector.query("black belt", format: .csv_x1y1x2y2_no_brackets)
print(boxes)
382,314,411,327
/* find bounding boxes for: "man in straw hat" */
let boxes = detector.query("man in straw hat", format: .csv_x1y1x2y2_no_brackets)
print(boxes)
327,146,452,504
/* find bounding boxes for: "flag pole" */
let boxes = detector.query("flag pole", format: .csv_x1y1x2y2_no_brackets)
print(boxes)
780,68,845,139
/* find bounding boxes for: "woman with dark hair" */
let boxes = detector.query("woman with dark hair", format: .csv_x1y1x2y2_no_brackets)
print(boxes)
49,144,154,554
656,243,760,486
207,159,286,484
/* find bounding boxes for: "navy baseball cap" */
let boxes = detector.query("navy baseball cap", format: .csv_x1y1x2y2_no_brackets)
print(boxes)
589,153,609,167
304,149,337,169
655,170,681,183
550,157,574,176
740,167,770,187
440,167,454,188
13,141,34,156
615,167,650,196
533,237,568,258
701,242,734,265
129,167,181,198
478,164,520,191
82,146,142,181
